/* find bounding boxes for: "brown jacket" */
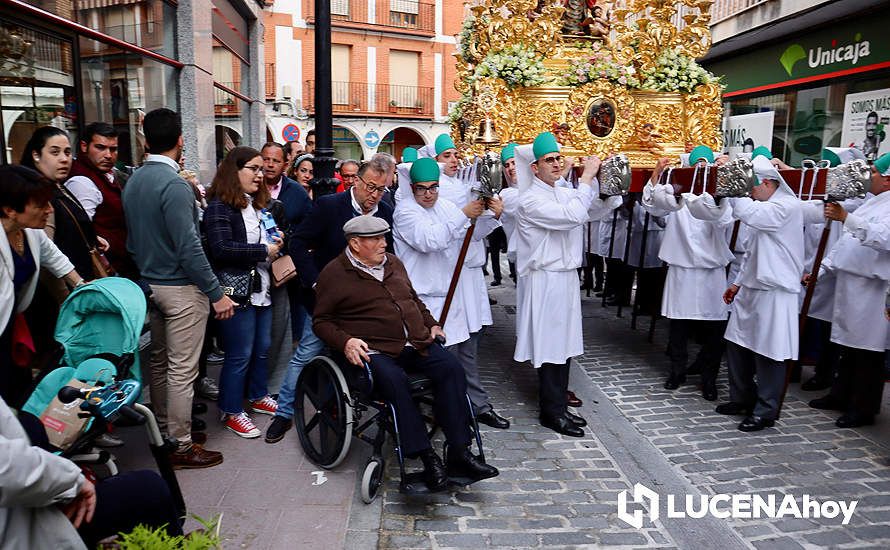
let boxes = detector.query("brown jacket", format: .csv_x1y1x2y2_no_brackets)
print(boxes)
312,252,439,357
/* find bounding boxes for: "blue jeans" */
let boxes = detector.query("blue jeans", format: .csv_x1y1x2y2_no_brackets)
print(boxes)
276,308,325,419
218,305,272,415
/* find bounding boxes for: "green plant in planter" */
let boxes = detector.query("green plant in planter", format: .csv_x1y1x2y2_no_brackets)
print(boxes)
112,514,222,549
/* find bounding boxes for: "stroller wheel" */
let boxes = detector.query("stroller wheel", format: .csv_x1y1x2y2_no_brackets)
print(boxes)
361,456,385,504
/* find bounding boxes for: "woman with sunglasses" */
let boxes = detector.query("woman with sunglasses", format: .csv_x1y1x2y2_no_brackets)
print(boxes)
204,147,284,438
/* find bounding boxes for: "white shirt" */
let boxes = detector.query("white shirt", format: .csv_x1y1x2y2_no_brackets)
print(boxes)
241,202,272,307
350,187,378,216
64,171,113,220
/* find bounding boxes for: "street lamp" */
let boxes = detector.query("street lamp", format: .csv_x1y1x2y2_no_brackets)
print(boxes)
84,59,104,122
311,0,339,197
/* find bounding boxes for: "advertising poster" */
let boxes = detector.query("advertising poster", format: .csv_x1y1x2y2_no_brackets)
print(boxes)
840,88,890,161
722,111,775,159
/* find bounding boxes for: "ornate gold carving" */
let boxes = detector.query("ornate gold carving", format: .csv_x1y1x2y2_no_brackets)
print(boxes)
684,82,723,152
451,0,723,167
564,82,635,158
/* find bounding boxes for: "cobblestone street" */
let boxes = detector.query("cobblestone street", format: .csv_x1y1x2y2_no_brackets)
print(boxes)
354,281,890,549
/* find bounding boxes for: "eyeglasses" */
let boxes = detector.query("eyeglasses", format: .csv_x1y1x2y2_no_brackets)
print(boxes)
412,184,439,196
539,155,563,165
241,165,263,174
357,176,386,195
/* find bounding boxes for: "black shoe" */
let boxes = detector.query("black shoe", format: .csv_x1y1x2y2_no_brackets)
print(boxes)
715,402,752,416
265,415,292,444
191,417,207,431
564,410,587,427
593,283,603,293
540,415,584,437
835,412,875,428
192,402,208,415
801,376,832,391
446,447,499,482
686,362,703,376
663,373,686,390
420,450,448,492
738,415,775,432
476,410,510,429
701,381,718,402
489,296,498,305
809,395,845,411
491,280,502,287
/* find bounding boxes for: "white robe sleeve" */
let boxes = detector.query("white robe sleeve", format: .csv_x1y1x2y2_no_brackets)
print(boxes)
800,200,825,225
729,196,795,233
520,183,594,230
641,183,680,217
393,204,468,254
472,211,501,241
843,212,890,251
684,192,732,223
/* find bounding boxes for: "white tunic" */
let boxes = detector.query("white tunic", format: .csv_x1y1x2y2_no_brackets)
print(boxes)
499,186,519,262
435,169,498,336
514,177,616,367
798,198,865,322
822,191,890,351
642,183,734,320
394,195,471,343
723,189,804,361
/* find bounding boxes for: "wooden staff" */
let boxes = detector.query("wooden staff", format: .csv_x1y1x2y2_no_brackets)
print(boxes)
439,220,475,327
777,222,832,417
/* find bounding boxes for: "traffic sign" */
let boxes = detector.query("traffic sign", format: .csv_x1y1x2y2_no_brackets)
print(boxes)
364,130,380,148
282,124,300,142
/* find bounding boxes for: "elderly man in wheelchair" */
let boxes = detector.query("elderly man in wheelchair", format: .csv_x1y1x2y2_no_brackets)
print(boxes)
311,216,499,493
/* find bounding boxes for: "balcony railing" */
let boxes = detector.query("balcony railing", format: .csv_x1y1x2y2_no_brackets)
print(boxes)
306,0,435,35
266,63,276,99
304,81,434,118
214,81,242,116
709,0,771,23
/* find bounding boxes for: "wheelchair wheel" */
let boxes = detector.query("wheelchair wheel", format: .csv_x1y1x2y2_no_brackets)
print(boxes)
294,356,353,469
360,456,385,504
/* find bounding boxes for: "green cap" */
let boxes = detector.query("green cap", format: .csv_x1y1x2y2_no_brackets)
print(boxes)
875,152,890,176
409,157,440,184
822,147,865,167
689,145,714,165
532,132,559,161
821,148,842,167
500,143,517,163
434,134,457,155
751,146,772,160
401,147,418,163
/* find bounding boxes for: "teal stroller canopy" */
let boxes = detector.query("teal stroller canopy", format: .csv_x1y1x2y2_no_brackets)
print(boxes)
54,278,147,381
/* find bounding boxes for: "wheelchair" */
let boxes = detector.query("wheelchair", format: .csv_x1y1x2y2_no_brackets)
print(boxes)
293,347,488,503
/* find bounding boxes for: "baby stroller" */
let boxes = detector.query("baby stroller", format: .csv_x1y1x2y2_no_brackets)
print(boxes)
21,278,186,522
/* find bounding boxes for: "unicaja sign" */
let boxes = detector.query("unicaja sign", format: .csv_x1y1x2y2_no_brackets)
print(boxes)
780,34,871,76
617,483,857,529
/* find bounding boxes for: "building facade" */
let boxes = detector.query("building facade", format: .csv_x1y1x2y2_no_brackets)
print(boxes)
0,0,267,180
702,0,890,165
264,0,462,161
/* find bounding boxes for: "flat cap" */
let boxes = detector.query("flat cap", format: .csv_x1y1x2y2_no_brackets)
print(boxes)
343,215,390,238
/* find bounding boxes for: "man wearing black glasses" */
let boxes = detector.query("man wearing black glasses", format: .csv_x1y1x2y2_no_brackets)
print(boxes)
264,155,395,443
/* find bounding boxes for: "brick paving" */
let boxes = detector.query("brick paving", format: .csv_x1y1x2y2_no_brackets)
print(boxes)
370,279,890,549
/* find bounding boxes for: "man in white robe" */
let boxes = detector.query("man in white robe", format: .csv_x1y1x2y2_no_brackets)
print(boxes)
642,158,734,401
498,143,519,284
808,152,890,427
513,132,619,436
798,147,866,392
393,157,509,429
716,155,804,431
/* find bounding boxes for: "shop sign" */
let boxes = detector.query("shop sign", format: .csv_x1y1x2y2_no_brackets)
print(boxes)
722,111,775,159
705,9,890,94
840,88,890,162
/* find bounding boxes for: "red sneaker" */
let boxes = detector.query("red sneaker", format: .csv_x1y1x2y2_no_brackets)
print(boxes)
250,396,278,416
224,413,260,438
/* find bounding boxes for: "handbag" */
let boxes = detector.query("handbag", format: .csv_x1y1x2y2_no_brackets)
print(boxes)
216,267,257,306
271,254,297,287
57,197,116,279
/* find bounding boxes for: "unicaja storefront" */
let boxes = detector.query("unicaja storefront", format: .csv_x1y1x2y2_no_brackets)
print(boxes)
704,3,890,166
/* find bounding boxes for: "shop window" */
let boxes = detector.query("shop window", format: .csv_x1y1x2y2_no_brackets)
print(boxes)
75,1,177,59
214,87,244,164
78,36,179,166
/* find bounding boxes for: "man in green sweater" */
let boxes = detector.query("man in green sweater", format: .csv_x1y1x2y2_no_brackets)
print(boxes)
123,108,234,469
